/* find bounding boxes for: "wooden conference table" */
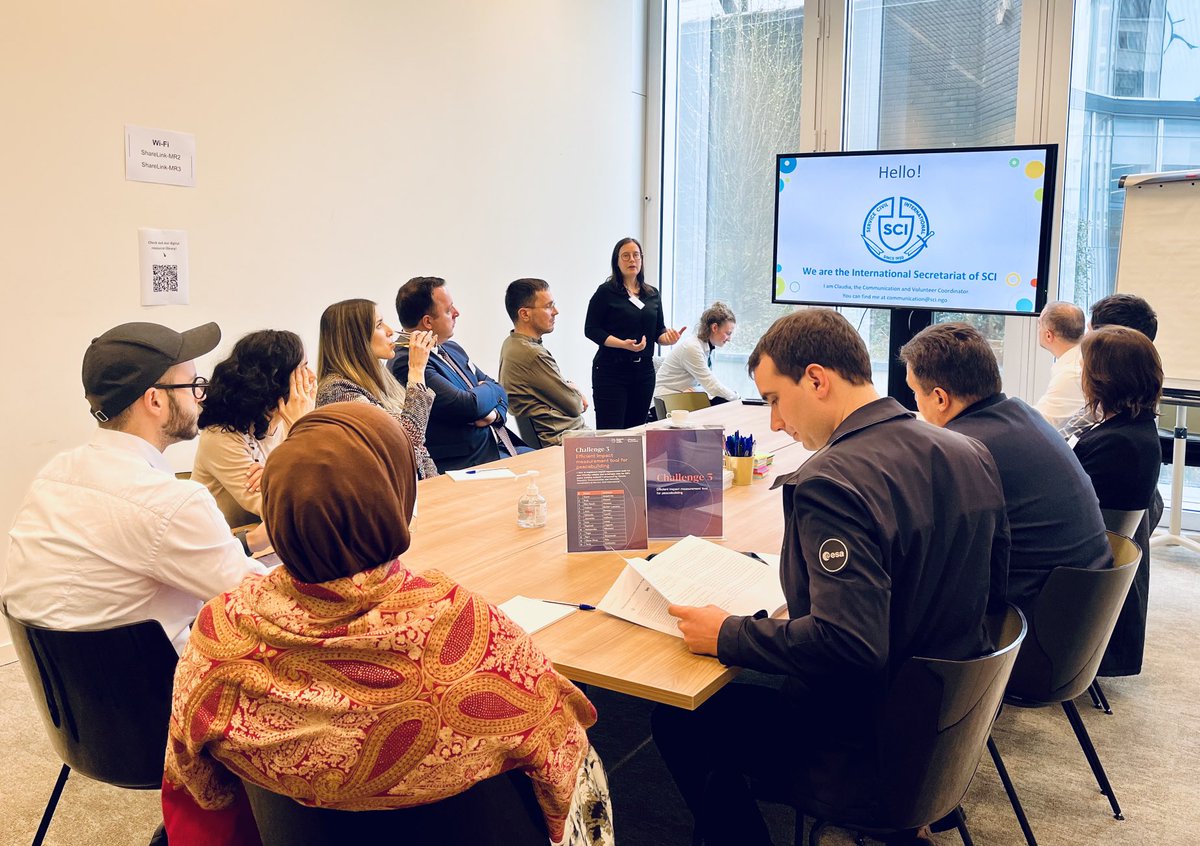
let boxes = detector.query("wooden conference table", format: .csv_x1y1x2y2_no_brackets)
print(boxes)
406,402,812,710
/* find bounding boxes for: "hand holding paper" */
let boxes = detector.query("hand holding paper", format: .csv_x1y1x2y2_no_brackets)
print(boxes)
667,603,728,656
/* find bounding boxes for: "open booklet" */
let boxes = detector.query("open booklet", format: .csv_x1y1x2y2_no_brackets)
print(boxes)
597,535,787,638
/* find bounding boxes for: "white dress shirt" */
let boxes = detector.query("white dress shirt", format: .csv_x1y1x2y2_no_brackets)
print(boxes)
3,429,266,653
654,334,740,400
1034,343,1085,428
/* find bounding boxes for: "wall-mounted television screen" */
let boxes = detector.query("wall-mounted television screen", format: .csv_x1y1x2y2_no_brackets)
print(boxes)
772,144,1057,315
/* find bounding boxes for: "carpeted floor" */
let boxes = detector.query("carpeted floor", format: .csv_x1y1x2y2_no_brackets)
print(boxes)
2,547,1198,846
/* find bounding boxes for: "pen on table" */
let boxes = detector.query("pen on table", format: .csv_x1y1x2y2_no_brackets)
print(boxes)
741,550,769,565
538,599,596,611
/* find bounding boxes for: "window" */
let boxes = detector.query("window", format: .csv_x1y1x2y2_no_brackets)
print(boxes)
1058,0,1200,311
844,0,1022,153
668,0,806,398
658,0,1199,429
1056,0,1200,516
842,0,1023,378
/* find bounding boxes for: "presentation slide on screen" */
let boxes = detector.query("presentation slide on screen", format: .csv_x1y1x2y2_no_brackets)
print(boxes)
774,148,1050,312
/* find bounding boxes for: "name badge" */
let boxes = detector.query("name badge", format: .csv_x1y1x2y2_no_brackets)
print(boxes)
628,295,645,310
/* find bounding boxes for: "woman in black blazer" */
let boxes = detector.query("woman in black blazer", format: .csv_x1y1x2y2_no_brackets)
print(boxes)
584,237,684,429
1073,324,1163,677
1073,325,1163,510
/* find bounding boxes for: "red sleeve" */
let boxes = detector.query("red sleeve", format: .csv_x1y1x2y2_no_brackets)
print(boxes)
162,776,262,846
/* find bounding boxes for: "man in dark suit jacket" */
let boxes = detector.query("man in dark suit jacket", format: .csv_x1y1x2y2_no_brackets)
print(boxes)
899,321,1113,610
392,276,520,472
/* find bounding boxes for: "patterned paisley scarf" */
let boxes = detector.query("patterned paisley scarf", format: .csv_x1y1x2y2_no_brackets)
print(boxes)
162,404,597,844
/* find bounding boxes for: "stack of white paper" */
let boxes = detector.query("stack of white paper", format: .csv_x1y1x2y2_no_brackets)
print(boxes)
498,595,577,634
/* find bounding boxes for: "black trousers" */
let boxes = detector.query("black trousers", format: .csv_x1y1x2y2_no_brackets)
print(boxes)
654,682,927,845
651,682,800,846
1099,487,1164,676
592,362,655,429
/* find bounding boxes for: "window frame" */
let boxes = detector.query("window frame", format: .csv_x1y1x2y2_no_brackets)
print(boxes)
646,0,1079,406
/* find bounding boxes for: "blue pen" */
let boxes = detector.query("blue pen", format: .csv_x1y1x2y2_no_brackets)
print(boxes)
539,599,596,611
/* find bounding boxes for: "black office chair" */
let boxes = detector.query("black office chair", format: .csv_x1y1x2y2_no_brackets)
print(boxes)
1085,512,1144,715
987,531,1141,846
230,522,258,555
764,606,1026,845
5,613,178,846
513,415,544,450
1100,509,1144,539
241,768,548,846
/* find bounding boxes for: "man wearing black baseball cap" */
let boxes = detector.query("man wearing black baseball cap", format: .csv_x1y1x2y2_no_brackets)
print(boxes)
4,321,266,654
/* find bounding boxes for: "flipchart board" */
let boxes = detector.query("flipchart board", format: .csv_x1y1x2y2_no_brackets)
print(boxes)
1115,170,1200,390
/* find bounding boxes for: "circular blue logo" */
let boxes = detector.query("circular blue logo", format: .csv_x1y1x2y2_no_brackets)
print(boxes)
862,197,932,263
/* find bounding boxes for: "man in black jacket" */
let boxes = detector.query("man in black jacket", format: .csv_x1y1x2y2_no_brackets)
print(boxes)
653,309,1010,845
899,321,1112,610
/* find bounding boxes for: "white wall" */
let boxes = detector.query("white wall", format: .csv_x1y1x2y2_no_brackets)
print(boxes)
0,0,648,660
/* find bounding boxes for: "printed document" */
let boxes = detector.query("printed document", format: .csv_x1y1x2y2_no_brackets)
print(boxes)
597,535,786,638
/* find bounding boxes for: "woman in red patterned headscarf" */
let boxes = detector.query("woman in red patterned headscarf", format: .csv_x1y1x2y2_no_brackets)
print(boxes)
161,402,610,845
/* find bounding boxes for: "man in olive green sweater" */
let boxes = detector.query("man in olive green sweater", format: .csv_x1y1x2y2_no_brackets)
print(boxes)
498,278,589,446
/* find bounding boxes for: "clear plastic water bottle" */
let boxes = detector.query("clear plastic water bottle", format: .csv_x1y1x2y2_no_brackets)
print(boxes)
517,471,547,528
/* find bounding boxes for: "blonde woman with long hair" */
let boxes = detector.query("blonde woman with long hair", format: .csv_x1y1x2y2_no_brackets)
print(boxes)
315,298,439,478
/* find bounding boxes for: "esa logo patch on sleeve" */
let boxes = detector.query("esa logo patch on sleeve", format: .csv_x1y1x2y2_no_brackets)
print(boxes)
818,538,850,573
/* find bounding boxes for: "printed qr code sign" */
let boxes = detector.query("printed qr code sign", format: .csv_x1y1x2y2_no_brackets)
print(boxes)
153,264,179,293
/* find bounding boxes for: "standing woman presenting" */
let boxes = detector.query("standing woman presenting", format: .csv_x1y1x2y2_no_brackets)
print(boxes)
585,237,685,428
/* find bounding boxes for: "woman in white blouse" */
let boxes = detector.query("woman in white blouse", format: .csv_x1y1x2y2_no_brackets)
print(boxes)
654,302,740,403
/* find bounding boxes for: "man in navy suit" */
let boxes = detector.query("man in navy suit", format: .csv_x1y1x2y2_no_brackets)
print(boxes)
392,276,523,472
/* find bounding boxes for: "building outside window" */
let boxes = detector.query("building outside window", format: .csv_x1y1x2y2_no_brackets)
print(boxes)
1059,0,1200,309
842,0,1023,380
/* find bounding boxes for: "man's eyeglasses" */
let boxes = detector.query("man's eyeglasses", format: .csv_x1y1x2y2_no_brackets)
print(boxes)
153,376,209,400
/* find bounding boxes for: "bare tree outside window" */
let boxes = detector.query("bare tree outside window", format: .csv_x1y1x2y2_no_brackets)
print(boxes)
672,1,805,396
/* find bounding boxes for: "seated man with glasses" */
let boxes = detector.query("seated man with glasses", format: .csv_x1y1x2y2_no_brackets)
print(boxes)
498,278,589,447
3,321,266,654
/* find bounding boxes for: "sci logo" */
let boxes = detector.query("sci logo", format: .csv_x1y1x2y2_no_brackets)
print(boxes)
861,196,932,263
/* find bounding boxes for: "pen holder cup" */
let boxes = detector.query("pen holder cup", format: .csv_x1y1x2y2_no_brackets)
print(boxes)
725,455,754,486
